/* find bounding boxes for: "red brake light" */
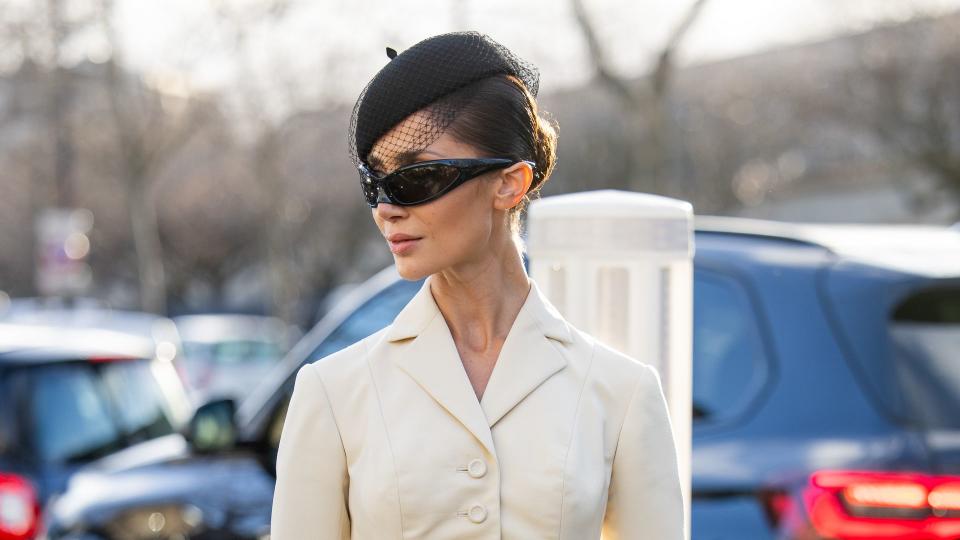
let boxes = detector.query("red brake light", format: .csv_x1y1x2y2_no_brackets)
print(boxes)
929,483,960,513
841,479,928,510
88,355,136,363
799,470,960,539
0,473,40,540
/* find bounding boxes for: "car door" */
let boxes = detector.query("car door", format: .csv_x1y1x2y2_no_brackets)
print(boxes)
690,266,777,540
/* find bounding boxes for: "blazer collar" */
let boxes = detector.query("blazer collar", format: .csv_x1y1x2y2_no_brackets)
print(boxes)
386,276,574,456
385,277,573,345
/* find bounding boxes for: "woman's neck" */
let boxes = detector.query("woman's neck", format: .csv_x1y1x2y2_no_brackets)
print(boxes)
429,246,530,354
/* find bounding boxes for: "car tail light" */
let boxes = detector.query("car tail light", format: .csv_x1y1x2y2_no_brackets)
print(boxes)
769,470,960,539
88,355,137,363
0,473,40,540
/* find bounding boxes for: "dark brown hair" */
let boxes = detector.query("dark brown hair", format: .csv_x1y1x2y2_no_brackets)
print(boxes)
435,75,558,233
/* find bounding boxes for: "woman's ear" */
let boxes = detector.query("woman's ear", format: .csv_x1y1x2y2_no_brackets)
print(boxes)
493,162,534,211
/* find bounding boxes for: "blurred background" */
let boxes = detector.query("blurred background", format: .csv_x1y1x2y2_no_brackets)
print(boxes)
2,2,960,539
1,0,958,327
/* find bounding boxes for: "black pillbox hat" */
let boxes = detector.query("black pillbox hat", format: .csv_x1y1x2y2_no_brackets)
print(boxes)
349,31,540,166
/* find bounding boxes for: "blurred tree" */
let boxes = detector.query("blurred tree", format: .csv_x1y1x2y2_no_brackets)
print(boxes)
93,0,224,313
0,0,97,296
570,0,710,196
0,0,231,308
45,0,80,208
208,0,388,325
211,0,303,324
154,121,266,310
827,15,960,218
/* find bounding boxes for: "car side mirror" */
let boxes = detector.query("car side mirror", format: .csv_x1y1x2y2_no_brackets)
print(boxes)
185,398,237,453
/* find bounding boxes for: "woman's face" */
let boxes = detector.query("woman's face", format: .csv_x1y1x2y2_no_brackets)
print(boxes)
368,114,509,281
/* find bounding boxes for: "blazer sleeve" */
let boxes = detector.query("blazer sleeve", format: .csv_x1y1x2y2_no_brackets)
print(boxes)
601,364,685,540
271,363,350,540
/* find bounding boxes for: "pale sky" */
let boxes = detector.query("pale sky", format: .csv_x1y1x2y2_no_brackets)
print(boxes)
42,0,960,112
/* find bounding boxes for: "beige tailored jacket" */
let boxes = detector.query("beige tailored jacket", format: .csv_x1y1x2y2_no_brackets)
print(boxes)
271,277,684,539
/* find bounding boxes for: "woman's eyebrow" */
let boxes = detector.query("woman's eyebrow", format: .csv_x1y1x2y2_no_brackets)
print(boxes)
396,150,425,167
397,149,446,167
370,149,443,172
367,154,386,171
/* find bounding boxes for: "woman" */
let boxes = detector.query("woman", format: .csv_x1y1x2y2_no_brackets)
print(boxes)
271,31,684,539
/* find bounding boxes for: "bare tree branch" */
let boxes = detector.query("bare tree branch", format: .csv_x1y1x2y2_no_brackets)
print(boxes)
572,0,709,102
569,0,711,193
570,0,638,107
652,0,708,96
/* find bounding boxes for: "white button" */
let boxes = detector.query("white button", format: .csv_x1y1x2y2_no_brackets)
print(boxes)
468,504,487,524
467,459,487,478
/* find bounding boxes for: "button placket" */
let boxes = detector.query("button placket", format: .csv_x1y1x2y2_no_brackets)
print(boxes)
454,457,492,525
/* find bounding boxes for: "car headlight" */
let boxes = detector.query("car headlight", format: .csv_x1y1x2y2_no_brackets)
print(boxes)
102,504,204,539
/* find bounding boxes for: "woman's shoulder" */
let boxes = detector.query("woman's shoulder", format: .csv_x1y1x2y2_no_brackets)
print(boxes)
303,326,390,384
569,327,664,400
529,278,658,392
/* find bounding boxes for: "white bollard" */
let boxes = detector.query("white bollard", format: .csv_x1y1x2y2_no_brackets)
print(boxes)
527,189,693,539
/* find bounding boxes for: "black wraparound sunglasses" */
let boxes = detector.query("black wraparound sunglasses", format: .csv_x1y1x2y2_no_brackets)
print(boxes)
358,158,535,207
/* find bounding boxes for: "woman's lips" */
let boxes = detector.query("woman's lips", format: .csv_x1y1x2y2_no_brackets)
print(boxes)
388,237,421,255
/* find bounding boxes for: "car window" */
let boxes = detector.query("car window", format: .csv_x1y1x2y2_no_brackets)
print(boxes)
183,340,282,366
28,359,185,464
306,279,423,363
30,364,123,463
692,269,769,424
888,287,960,430
217,340,282,364
100,360,177,442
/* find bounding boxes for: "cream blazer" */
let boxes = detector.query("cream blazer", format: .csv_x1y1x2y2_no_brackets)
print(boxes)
271,277,684,539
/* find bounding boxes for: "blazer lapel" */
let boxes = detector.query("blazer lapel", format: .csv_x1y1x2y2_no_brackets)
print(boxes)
385,277,575,452
388,279,497,456
480,280,573,428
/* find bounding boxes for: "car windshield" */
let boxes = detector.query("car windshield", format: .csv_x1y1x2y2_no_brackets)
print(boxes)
182,340,282,366
29,359,177,464
306,279,424,363
889,288,960,430
100,360,179,440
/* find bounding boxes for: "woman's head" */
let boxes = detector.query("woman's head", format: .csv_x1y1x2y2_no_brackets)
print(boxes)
350,32,557,280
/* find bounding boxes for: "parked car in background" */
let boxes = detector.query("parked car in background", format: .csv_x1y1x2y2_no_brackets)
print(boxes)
172,315,300,404
688,218,960,539
42,269,411,540
0,302,187,390
43,216,960,539
0,323,194,539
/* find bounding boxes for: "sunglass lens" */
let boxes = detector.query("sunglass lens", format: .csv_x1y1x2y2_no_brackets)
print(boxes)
388,164,460,204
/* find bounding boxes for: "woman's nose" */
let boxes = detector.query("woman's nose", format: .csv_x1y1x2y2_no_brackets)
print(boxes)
374,201,408,221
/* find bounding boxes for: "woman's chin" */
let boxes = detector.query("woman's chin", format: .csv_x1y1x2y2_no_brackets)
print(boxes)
394,259,432,281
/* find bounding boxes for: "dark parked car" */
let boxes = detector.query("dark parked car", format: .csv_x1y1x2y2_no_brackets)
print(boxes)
45,217,960,539
42,268,414,540
0,324,194,539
